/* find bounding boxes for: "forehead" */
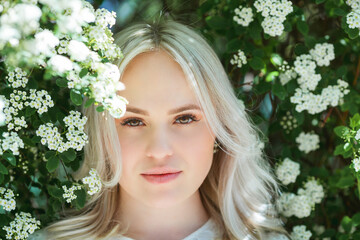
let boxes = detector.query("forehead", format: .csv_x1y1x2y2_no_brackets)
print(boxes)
119,50,198,109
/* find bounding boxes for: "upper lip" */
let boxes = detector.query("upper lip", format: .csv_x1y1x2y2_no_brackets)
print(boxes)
141,167,182,175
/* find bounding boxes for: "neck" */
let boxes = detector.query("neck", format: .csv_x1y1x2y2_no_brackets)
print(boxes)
118,187,210,240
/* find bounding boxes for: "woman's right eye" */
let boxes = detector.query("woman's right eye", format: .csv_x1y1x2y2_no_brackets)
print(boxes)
121,118,145,127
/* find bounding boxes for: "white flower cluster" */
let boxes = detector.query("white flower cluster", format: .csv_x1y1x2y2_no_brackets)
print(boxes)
0,96,5,126
0,132,24,155
0,0,127,119
26,89,54,114
36,110,88,152
296,132,320,154
0,187,16,211
82,168,102,195
254,0,293,36
346,0,360,31
294,54,321,91
290,79,349,114
2,212,41,240
309,43,335,67
0,3,42,48
233,6,254,27
2,87,54,131
39,0,95,34
279,111,298,134
297,179,325,205
230,50,247,68
279,61,297,86
291,225,312,240
277,178,324,218
355,129,360,140
6,68,28,88
62,184,81,203
276,158,300,185
352,157,360,172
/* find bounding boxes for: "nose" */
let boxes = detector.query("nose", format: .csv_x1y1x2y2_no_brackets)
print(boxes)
145,126,173,160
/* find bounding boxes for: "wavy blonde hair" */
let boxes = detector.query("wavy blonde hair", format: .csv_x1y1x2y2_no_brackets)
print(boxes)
43,19,288,240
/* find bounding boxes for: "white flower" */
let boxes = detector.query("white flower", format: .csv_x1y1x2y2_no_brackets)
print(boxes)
48,55,73,73
62,185,81,203
0,131,25,155
2,212,41,240
6,68,28,88
296,132,320,154
34,29,59,56
291,195,312,218
279,69,297,86
0,187,16,211
103,95,128,119
355,129,360,140
82,168,102,195
276,158,300,185
233,6,254,27
277,192,296,217
346,0,360,9
353,157,360,172
291,225,312,240
230,50,247,68
0,3,42,35
0,25,21,48
297,179,324,205
254,0,293,36
309,43,335,67
67,40,91,62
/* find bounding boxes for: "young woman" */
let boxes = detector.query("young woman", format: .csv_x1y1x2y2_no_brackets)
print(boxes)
30,19,289,240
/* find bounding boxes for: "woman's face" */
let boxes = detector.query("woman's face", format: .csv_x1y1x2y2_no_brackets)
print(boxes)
115,50,215,208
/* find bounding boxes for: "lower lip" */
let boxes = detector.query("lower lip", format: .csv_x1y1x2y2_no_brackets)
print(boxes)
141,172,182,184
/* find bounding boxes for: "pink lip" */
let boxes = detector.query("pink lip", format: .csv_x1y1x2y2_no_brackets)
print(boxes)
141,172,182,184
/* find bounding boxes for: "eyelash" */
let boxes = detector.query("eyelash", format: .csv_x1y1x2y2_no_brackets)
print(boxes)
120,114,199,127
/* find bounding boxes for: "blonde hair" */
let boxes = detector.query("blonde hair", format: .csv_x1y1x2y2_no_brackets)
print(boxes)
44,19,288,239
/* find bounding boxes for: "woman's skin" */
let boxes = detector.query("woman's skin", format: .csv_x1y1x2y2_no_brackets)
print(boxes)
114,50,215,240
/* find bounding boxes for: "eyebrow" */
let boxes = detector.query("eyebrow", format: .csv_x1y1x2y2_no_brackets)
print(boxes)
125,104,201,116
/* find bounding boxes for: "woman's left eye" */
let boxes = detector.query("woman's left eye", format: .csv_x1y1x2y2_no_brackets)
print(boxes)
175,114,199,124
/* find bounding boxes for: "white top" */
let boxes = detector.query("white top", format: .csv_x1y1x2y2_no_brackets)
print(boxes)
110,218,223,240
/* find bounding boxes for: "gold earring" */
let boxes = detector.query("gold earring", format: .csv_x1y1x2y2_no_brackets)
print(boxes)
213,141,220,153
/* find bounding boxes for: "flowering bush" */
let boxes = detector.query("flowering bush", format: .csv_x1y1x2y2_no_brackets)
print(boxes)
1,0,360,239
0,0,127,238
199,0,360,239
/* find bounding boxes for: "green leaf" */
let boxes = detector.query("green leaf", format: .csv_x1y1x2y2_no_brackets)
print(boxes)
46,156,59,173
47,185,63,199
348,28,359,39
341,216,353,233
249,57,264,70
39,112,51,123
334,8,347,17
3,152,16,166
0,173,3,185
270,54,283,66
272,83,287,100
337,175,355,188
294,44,308,56
249,21,262,40
96,105,105,112
226,39,242,53
352,213,360,226
205,16,227,30
79,68,88,78
55,78,68,87
350,113,360,129
84,98,95,108
25,107,36,117
296,21,309,35
45,151,56,160
334,126,350,137
336,66,347,78
60,149,76,162
315,0,326,3
70,89,83,106
75,188,86,209
0,162,8,175
266,71,279,82
334,144,345,156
